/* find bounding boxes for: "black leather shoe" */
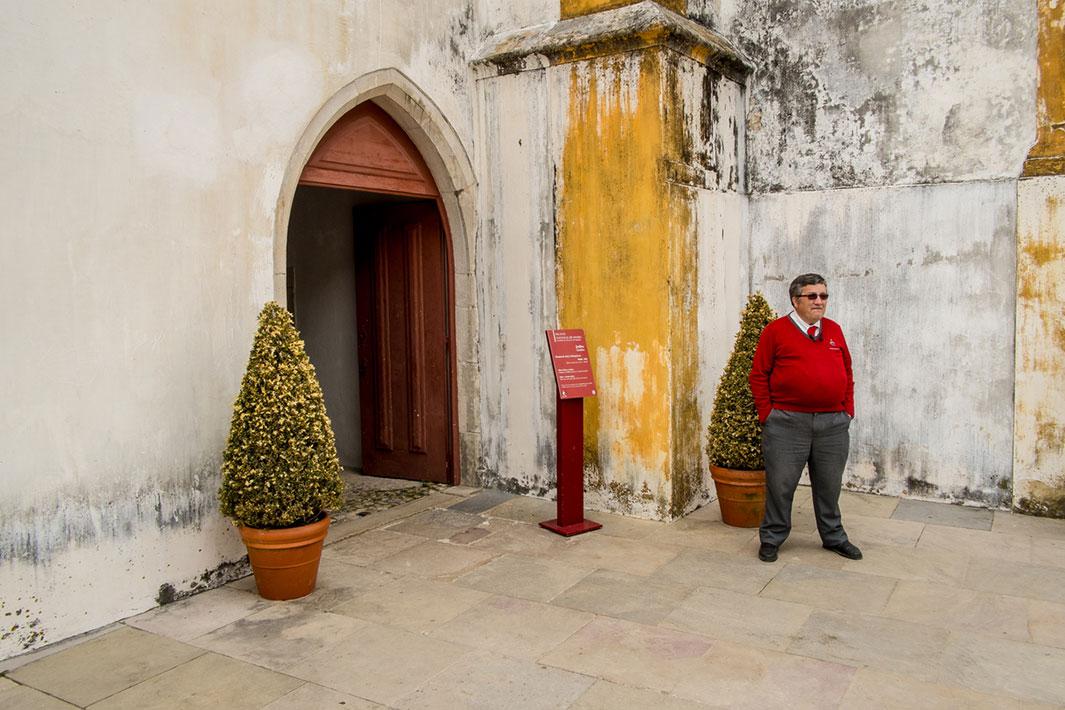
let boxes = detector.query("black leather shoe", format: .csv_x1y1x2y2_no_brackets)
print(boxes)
823,540,862,560
758,542,778,562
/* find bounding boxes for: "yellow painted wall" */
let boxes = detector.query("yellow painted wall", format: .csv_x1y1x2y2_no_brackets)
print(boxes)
1023,0,1065,176
560,0,685,20
557,50,699,516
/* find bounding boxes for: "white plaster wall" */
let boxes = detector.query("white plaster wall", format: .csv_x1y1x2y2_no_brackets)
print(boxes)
471,67,560,495
0,0,485,659
749,181,1017,505
696,190,747,487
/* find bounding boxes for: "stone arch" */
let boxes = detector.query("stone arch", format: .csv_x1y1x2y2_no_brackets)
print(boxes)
275,68,479,479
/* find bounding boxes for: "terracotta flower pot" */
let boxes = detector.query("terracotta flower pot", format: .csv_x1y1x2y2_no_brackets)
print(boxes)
239,514,330,600
709,465,766,528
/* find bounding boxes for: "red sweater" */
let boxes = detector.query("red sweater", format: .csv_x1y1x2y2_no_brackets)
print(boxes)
749,316,854,423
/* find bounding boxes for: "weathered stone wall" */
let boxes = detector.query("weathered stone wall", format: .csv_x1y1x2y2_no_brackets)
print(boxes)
730,0,1037,506
474,3,749,518
728,0,1034,192
0,0,484,659
1014,0,1065,518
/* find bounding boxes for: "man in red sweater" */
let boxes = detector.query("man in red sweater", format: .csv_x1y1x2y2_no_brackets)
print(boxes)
749,273,861,563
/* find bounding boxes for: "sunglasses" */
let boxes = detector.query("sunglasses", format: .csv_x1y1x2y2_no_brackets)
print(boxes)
796,292,829,302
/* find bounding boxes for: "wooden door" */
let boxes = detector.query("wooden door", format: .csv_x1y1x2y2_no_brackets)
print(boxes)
355,202,451,482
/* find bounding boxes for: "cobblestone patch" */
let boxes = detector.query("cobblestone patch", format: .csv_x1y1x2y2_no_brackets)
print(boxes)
333,471,446,523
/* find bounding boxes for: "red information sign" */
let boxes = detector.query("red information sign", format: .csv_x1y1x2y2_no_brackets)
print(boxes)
546,329,597,399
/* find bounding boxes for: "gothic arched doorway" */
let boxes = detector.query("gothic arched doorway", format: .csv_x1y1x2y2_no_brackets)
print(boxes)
287,101,457,484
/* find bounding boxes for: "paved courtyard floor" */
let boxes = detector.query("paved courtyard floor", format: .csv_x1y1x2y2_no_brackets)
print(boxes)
3,485,1065,708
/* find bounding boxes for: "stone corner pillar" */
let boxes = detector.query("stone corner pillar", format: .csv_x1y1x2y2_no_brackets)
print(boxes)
1014,0,1065,518
476,2,752,519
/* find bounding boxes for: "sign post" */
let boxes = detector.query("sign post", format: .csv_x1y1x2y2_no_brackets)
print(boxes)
542,329,602,536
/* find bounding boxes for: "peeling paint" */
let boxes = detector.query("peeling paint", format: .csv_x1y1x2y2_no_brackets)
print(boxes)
731,0,1035,191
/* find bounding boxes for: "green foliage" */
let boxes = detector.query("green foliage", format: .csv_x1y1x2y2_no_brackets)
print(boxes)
706,293,776,471
219,302,343,529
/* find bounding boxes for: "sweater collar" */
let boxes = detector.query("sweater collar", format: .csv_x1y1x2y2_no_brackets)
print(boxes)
789,310,822,334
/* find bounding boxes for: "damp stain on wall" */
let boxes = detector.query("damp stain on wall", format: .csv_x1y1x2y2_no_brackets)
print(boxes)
1,464,221,566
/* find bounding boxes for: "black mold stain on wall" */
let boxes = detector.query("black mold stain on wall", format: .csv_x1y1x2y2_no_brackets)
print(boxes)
156,557,250,606
2,462,221,567
0,596,45,650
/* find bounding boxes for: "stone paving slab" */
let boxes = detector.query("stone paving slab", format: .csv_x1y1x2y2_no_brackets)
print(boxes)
553,534,681,577
321,528,426,566
917,524,1032,563
454,553,592,603
672,639,856,709
937,631,1065,705
1027,598,1065,649
842,540,969,586
787,610,950,681
837,490,901,518
660,586,812,652
842,513,925,547
330,576,488,633
124,586,269,642
429,595,593,660
963,556,1065,603
880,580,1030,641
395,649,593,710
6,626,202,707
655,548,779,595
90,652,301,709
550,569,693,625
992,509,1065,538
569,680,710,709
190,603,365,672
261,683,384,709
446,488,515,514
760,563,897,615
647,518,758,554
384,508,487,540
468,517,570,558
0,676,77,709
539,617,713,694
482,495,558,523
370,539,497,579
284,622,470,706
1031,536,1065,569
891,498,994,530
292,559,397,612
6,487,1065,708
839,668,1053,710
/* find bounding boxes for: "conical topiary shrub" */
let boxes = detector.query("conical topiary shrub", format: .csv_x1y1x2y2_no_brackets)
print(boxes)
706,293,776,528
220,301,344,530
707,292,777,470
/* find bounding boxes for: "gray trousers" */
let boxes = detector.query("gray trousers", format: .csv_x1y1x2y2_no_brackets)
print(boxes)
760,409,851,547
